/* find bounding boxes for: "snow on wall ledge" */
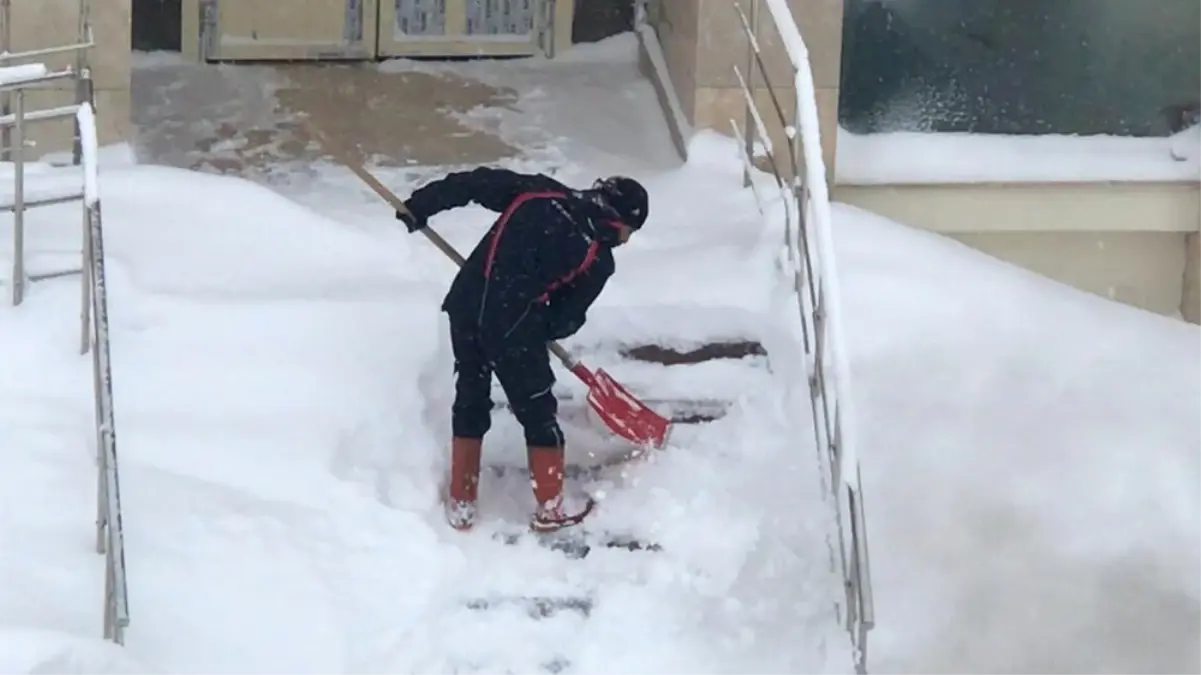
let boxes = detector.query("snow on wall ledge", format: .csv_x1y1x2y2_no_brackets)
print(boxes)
836,127,1201,185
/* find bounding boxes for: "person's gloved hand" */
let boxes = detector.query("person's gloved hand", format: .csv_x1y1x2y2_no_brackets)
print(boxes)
396,205,427,233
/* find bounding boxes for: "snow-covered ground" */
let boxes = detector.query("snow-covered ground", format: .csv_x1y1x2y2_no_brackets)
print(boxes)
0,36,848,672
0,32,1198,674
836,202,1200,672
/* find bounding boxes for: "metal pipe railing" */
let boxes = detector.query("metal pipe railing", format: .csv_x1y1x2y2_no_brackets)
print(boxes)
0,0,130,646
537,0,558,58
9,85,21,304
729,2,876,672
1,0,10,160
0,27,95,63
0,102,82,127
79,102,130,644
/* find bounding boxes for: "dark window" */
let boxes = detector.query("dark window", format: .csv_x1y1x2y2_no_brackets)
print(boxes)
132,0,182,52
838,0,1201,136
572,0,636,44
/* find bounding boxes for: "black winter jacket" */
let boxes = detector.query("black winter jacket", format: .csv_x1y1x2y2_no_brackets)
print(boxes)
405,167,621,348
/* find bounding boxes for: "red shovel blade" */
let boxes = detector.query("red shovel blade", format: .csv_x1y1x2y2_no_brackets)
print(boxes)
573,365,672,448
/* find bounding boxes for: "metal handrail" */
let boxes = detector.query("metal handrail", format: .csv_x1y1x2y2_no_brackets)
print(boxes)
729,1,875,672
0,0,130,646
0,102,82,126
0,26,95,63
78,101,130,645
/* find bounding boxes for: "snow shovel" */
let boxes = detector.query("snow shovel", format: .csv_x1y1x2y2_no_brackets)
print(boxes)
301,122,671,449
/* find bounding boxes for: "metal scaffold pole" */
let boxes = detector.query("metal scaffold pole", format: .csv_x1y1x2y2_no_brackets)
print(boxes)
73,0,90,164
1,0,12,162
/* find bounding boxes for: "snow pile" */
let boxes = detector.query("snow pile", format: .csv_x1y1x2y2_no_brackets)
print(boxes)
833,202,1200,672
0,126,848,672
0,629,151,674
0,28,1194,674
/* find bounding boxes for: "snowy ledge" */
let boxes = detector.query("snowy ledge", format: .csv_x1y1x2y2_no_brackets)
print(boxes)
835,128,1201,185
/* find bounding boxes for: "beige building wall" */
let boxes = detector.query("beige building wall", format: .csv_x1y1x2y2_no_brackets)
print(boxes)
1184,233,1200,323
644,0,843,178
179,0,575,62
831,180,1201,322
4,0,130,155
955,231,1190,317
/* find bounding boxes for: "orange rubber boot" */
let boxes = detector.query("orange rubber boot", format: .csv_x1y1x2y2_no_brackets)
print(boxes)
445,437,483,531
527,446,595,533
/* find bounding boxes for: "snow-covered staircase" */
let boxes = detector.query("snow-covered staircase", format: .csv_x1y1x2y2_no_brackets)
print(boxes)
0,3,131,646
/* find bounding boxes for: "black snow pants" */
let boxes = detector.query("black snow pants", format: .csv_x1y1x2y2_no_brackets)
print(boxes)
449,317,564,448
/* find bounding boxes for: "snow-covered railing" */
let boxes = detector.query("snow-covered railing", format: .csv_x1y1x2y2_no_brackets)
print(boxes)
77,102,130,646
0,1,128,644
729,1,875,672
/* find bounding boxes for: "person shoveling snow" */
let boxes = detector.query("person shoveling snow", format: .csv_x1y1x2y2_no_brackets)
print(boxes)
397,169,649,533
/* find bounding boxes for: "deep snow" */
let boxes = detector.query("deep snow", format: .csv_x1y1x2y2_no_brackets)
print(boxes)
0,134,847,673
835,202,1200,672
0,30,1197,675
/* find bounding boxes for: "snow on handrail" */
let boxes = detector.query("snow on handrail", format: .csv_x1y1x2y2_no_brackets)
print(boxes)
729,2,875,672
76,103,98,204
760,0,859,490
0,63,47,84
0,67,77,92
77,101,130,645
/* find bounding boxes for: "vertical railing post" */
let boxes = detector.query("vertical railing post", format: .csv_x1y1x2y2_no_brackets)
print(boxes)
92,212,106,553
0,0,11,163
72,0,90,165
540,0,557,59
80,203,92,354
741,0,757,188
10,88,24,306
